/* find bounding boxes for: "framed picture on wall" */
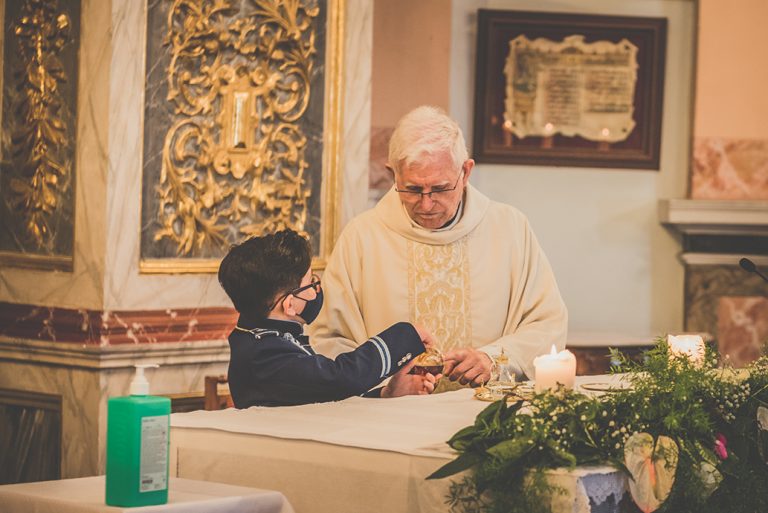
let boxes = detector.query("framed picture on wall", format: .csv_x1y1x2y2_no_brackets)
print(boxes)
473,9,667,170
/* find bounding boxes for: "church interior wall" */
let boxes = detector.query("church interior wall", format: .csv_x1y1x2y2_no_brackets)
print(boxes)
0,0,766,484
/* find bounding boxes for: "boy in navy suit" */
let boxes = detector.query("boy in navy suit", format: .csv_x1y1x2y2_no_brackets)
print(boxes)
219,229,439,408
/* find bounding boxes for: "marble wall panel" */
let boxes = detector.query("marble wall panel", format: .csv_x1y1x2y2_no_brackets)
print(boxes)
0,341,229,478
0,361,100,478
717,296,768,367
0,0,80,262
686,265,768,366
104,0,233,310
368,125,393,208
340,0,373,224
691,137,768,199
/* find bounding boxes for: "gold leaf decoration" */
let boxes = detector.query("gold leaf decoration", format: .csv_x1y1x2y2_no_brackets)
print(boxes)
156,0,319,256
7,0,74,250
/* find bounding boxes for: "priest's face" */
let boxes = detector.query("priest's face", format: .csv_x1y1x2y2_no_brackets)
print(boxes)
393,152,474,229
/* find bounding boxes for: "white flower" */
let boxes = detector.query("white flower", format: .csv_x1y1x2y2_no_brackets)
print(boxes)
758,406,768,431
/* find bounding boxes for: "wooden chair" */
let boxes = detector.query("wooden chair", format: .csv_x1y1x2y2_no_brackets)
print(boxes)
204,375,233,410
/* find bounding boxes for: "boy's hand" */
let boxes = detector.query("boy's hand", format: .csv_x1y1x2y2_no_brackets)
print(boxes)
381,359,441,397
413,324,436,350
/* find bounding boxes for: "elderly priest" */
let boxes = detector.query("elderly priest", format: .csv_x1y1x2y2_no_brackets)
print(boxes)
310,106,568,387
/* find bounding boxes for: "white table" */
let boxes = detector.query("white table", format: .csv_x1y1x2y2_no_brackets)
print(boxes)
169,376,629,513
0,476,295,513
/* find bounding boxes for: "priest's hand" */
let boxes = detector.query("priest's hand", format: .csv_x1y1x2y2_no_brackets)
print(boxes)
443,348,493,387
381,360,441,397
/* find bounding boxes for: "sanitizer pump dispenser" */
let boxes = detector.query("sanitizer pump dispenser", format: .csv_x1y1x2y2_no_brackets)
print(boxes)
105,364,171,507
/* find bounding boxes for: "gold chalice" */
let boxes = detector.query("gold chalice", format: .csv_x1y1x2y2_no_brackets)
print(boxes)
409,348,444,376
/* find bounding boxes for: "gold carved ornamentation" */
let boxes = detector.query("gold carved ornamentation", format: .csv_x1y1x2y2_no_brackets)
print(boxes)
154,0,321,256
407,237,473,352
6,0,74,250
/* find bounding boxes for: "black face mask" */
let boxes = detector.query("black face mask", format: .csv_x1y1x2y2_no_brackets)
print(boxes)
297,289,323,324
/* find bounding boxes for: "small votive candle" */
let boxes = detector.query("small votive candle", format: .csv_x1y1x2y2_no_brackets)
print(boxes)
533,345,576,392
667,334,705,366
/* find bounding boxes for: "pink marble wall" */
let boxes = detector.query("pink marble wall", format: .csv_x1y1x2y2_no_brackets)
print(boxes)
718,296,768,367
691,137,768,199
685,266,768,366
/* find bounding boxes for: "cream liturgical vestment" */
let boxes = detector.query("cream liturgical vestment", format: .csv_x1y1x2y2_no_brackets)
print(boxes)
309,185,568,379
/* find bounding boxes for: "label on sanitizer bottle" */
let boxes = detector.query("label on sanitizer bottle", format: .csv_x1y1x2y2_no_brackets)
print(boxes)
139,415,168,492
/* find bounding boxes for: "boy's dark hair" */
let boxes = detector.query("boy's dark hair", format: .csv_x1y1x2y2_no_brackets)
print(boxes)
218,229,312,318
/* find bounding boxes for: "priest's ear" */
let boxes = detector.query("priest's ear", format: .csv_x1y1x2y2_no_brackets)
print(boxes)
461,159,475,183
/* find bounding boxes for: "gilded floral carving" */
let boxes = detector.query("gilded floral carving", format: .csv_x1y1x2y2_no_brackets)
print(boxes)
154,0,321,256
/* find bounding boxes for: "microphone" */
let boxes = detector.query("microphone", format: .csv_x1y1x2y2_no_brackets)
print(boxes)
739,257,768,284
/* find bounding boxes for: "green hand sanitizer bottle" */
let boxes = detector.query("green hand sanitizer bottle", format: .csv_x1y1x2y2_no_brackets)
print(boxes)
106,364,170,506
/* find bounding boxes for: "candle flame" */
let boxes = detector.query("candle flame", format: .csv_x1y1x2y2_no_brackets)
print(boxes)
550,344,557,356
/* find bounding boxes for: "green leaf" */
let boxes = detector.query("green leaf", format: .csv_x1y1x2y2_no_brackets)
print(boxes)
475,399,505,426
486,437,533,462
427,451,484,480
545,439,577,467
447,425,480,451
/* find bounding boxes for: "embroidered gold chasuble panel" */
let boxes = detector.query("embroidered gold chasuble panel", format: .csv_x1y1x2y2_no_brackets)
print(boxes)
407,237,472,352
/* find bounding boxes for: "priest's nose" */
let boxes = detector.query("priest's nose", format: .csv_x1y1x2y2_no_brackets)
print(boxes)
418,194,435,207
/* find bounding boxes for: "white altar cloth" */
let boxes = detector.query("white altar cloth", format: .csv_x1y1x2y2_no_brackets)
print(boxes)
171,388,485,458
170,375,628,513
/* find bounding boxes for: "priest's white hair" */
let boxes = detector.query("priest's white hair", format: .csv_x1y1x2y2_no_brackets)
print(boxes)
388,105,469,174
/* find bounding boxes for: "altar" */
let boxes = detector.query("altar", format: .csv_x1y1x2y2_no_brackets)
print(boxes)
169,376,629,513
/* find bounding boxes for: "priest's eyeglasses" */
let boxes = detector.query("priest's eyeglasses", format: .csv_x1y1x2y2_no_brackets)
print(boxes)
394,171,464,200
270,274,321,310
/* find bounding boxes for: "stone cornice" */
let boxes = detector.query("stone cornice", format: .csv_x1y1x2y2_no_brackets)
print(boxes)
659,199,768,236
0,336,230,369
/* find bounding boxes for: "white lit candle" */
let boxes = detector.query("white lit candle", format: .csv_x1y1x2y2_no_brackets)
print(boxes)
667,334,705,366
533,345,577,392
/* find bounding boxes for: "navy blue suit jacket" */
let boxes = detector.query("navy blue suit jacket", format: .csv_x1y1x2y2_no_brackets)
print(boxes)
227,316,425,408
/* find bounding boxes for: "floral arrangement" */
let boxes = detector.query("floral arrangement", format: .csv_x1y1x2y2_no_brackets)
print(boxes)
428,337,768,513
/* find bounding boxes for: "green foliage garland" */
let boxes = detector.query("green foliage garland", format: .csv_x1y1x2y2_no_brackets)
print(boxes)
429,339,768,513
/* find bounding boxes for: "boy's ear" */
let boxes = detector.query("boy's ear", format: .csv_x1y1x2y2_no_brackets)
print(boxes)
281,295,298,316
